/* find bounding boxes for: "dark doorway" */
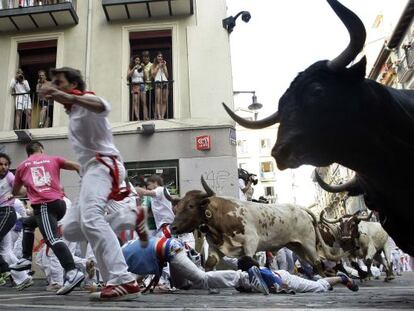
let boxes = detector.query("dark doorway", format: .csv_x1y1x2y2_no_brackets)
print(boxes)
129,30,173,121
17,39,57,129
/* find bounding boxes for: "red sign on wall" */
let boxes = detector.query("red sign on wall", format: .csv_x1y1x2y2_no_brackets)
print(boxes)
196,135,211,150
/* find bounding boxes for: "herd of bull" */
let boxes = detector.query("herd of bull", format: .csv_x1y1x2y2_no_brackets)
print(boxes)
167,176,393,282
166,0,413,281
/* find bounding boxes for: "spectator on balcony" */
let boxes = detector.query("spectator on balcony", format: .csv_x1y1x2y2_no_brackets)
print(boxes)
10,69,32,130
127,56,147,121
151,52,169,120
141,50,153,118
36,70,52,128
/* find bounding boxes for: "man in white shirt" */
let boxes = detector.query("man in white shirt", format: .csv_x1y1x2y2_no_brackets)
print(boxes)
10,69,32,129
38,67,145,301
136,174,174,237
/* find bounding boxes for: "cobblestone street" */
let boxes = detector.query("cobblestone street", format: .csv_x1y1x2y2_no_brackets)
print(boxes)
0,272,413,310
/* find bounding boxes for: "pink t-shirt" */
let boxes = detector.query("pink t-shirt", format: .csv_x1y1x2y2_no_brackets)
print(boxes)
14,154,65,204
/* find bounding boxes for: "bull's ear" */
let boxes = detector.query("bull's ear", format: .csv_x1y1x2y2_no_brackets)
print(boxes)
347,56,366,79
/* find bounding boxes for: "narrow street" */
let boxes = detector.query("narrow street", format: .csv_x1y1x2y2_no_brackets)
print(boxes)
0,272,413,310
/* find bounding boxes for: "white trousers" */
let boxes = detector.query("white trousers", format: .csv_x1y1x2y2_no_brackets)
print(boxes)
62,158,134,285
170,251,248,289
277,270,330,293
0,232,29,285
10,230,23,259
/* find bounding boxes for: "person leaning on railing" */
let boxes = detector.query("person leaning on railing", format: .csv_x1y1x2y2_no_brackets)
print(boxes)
10,69,32,129
36,70,52,128
151,51,169,120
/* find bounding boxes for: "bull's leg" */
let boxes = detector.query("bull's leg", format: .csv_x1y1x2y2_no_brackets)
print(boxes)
205,252,220,272
351,261,368,281
381,246,394,281
364,258,373,278
289,243,324,277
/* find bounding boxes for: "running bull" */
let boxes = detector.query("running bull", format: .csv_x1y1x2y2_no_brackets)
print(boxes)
320,210,394,281
223,0,414,255
169,177,346,273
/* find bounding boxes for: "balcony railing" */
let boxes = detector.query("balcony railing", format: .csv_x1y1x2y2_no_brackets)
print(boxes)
260,171,276,181
102,0,194,22
0,0,78,32
128,80,174,121
396,57,414,84
11,91,54,130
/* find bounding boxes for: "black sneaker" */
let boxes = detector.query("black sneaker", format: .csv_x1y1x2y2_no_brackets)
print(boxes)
9,258,31,271
337,271,359,292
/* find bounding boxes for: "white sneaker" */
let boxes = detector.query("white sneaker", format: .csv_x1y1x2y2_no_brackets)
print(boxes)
15,277,34,291
9,258,32,271
56,269,85,295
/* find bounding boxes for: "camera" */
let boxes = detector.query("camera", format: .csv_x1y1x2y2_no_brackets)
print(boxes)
16,74,24,82
241,11,251,23
238,168,258,186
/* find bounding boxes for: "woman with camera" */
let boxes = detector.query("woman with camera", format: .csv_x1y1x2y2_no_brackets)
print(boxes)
151,52,169,120
127,56,147,121
10,69,32,129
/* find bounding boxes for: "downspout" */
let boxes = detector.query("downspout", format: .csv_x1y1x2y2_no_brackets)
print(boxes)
85,0,92,87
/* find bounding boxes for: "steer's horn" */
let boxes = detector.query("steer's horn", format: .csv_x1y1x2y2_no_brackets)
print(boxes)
222,102,279,129
201,176,215,197
356,211,373,221
326,0,366,71
314,169,363,196
320,210,342,224
163,187,180,204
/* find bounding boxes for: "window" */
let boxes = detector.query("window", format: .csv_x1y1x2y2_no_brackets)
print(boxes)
125,160,179,195
129,30,173,121
260,161,275,180
237,140,248,154
260,138,271,153
13,39,57,130
264,186,274,197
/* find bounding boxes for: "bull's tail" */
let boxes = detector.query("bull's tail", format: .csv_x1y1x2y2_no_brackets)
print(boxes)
305,209,348,262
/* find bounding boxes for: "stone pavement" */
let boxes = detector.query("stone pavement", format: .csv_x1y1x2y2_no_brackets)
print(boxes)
0,272,413,310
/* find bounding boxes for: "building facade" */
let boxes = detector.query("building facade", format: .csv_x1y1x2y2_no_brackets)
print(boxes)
0,0,239,200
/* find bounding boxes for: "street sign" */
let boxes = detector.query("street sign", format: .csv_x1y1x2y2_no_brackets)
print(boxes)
196,135,211,150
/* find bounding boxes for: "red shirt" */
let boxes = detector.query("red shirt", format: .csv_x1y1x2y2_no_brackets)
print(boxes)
14,154,65,204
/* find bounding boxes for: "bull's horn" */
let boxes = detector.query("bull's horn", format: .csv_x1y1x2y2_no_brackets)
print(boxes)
320,209,342,224
357,211,373,221
326,0,366,71
163,187,180,203
222,102,279,129
201,176,215,197
314,169,363,195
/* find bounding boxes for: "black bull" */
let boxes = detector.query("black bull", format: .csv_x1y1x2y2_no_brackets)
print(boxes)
223,0,414,256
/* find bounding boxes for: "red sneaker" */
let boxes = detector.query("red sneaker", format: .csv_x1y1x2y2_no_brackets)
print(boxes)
135,199,149,247
89,281,141,301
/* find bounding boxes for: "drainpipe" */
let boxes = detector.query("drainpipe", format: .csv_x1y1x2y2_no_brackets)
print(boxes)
85,0,92,87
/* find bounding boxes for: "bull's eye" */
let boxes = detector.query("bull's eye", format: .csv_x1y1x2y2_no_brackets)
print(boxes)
310,85,324,98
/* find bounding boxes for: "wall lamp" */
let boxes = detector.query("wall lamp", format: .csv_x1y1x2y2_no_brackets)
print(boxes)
222,11,251,33
137,123,155,136
14,129,33,143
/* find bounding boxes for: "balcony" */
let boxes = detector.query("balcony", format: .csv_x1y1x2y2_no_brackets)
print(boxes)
396,57,414,84
128,80,174,121
102,0,194,22
0,1,78,32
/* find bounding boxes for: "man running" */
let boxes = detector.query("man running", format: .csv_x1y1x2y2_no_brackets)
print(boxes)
39,67,146,301
10,141,84,295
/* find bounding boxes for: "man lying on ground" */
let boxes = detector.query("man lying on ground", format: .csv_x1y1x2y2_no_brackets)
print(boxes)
237,256,359,294
121,236,269,294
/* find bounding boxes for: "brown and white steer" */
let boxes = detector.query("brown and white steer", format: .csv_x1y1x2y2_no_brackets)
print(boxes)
321,210,394,281
169,177,346,272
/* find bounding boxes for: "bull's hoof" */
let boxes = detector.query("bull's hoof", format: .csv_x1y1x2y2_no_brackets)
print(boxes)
209,288,220,294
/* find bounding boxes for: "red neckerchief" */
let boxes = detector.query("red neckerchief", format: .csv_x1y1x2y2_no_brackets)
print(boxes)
65,89,96,96
63,89,96,112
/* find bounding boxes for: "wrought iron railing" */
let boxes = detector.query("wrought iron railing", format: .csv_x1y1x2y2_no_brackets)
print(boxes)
0,0,76,10
11,91,54,130
128,80,174,121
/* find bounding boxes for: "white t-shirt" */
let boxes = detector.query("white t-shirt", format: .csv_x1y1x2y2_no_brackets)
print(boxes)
154,67,168,82
151,186,174,230
10,79,30,94
238,178,247,201
68,94,121,168
131,68,144,84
